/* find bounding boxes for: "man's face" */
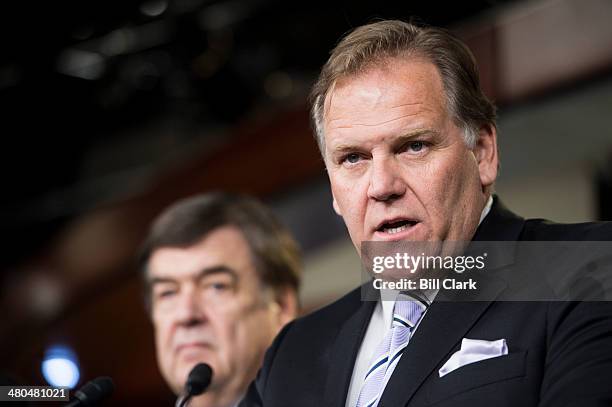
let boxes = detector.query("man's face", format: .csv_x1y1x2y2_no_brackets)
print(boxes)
323,58,497,252
148,226,289,403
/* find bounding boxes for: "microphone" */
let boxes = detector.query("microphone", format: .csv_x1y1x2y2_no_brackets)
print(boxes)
64,376,114,406
176,363,213,407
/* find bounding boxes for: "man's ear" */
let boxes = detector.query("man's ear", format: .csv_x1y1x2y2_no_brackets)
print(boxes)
474,124,498,188
273,287,299,326
332,193,342,216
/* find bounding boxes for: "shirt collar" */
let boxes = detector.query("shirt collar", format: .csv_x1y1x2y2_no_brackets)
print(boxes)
480,195,493,225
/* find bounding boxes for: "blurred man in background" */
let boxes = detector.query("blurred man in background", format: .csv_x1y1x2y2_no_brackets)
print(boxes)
140,193,301,407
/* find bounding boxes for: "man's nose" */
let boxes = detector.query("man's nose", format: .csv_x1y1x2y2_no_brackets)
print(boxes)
175,286,206,326
367,156,406,202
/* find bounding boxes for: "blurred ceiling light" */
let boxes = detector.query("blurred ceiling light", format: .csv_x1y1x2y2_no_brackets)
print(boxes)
71,26,94,41
57,49,105,80
100,28,135,56
27,272,64,319
96,22,171,57
42,345,80,389
264,71,293,99
140,0,168,17
198,1,247,30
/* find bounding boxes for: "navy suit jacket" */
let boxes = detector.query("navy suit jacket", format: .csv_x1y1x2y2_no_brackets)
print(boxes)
240,199,612,406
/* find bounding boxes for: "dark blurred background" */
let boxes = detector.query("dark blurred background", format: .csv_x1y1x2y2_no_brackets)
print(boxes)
1,0,611,405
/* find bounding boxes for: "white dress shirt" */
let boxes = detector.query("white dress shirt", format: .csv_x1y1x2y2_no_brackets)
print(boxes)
345,196,493,407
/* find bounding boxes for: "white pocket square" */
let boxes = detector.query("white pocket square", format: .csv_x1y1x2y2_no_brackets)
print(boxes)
438,338,508,377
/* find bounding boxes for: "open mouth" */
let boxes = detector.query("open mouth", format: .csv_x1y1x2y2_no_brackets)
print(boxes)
377,219,418,234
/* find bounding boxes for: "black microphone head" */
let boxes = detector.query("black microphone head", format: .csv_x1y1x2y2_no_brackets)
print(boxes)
74,376,114,405
185,363,213,396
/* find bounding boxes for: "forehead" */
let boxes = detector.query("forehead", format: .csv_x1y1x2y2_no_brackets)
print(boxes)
324,58,447,131
147,225,257,280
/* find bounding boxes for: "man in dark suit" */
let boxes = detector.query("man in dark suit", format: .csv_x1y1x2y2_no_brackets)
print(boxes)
240,20,612,406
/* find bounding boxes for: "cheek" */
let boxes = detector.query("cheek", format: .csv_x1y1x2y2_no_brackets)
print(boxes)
417,152,478,214
215,297,260,342
331,176,366,218
215,309,272,374
238,311,277,356
438,149,477,187
153,321,179,385
438,158,482,223
209,306,239,342
408,158,453,203
153,316,172,349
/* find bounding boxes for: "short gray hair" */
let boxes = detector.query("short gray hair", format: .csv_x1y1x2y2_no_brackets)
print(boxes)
309,20,496,155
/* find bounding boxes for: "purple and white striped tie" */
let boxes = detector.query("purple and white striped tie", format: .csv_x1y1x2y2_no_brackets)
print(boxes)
355,294,426,407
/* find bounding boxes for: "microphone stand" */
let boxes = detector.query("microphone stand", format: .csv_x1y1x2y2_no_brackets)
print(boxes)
175,363,213,407
175,394,190,407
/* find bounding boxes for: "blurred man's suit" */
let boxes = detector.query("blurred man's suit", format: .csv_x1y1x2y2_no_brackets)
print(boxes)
240,198,612,407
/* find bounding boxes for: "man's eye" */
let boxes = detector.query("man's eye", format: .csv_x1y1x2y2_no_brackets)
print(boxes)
409,141,424,152
157,289,176,299
211,282,230,291
344,153,361,164
202,279,234,293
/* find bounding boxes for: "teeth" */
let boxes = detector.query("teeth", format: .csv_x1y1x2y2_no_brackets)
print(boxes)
384,224,410,234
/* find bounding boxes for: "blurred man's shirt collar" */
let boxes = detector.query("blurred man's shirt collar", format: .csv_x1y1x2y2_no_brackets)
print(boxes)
480,195,493,225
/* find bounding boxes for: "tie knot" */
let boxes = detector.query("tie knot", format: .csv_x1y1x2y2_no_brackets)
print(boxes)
392,293,427,329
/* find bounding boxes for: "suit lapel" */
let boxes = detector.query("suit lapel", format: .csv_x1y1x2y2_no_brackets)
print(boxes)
323,286,377,407
378,277,507,407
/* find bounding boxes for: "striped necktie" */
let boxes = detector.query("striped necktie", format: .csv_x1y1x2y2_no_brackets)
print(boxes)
355,293,427,407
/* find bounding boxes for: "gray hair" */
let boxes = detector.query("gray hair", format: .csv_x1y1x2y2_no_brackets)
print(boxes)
309,20,496,156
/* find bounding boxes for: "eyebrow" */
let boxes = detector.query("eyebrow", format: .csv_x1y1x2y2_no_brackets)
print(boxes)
330,129,438,154
147,266,239,287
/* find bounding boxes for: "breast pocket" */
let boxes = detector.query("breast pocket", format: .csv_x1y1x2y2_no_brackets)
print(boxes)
426,350,527,405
